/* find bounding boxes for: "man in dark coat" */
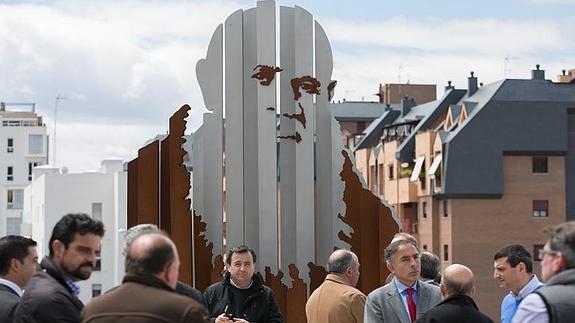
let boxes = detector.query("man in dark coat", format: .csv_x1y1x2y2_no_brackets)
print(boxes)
81,232,208,322
0,236,38,322
123,223,205,306
204,245,283,323
416,264,494,323
13,213,104,323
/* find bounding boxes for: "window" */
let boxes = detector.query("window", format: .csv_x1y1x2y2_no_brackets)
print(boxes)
533,244,545,262
533,200,549,217
6,217,21,235
94,250,101,271
28,135,43,154
7,166,13,181
420,160,426,190
422,201,428,219
92,203,102,221
378,164,384,195
7,138,14,153
7,190,23,209
532,157,548,174
443,200,448,217
388,164,395,180
92,284,102,298
443,244,449,261
28,162,39,181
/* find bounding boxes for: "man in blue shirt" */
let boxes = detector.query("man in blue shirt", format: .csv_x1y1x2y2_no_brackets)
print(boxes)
493,244,543,323
513,221,575,323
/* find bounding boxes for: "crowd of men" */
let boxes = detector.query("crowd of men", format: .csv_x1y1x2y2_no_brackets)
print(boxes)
0,214,574,323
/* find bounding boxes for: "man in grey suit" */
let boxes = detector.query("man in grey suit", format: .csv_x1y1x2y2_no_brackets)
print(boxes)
365,239,441,323
0,235,38,322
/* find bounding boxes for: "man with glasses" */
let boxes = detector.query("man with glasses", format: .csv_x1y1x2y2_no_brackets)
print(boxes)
513,221,575,323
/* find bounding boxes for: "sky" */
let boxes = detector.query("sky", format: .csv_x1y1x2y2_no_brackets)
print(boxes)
0,0,574,172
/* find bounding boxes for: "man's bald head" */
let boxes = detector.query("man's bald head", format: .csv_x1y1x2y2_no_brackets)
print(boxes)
327,249,360,287
125,233,178,278
441,264,475,298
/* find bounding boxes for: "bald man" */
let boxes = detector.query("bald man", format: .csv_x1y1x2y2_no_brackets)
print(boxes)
306,250,366,323
81,233,208,322
415,264,493,323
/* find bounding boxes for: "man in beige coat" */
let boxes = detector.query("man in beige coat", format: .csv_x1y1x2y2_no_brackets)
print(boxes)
306,249,366,323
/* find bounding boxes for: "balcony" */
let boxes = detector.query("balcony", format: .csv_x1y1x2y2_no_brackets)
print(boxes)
398,177,418,203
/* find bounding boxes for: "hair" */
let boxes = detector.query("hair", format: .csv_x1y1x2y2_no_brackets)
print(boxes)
0,236,37,276
442,272,475,296
327,250,357,274
420,251,440,281
226,245,257,265
124,224,161,253
384,239,420,263
392,232,418,245
493,244,533,273
125,233,176,274
546,221,575,269
49,213,105,256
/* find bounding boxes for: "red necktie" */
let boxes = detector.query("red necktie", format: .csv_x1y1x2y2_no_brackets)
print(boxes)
406,287,416,322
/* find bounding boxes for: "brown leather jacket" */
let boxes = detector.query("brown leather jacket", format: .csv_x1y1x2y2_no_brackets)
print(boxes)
81,273,208,323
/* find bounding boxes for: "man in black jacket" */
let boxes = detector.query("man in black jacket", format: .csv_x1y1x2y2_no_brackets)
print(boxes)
0,235,38,322
204,245,283,323
13,213,104,323
416,264,494,323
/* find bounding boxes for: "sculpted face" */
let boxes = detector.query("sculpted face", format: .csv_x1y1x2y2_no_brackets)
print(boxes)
387,243,420,286
227,251,255,288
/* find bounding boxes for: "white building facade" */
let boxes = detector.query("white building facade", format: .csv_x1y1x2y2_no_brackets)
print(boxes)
0,104,48,236
23,159,127,304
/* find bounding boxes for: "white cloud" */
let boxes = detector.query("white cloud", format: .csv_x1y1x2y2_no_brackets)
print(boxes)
0,1,573,172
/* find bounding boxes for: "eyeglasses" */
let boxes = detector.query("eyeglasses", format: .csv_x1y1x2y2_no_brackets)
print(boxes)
538,249,559,259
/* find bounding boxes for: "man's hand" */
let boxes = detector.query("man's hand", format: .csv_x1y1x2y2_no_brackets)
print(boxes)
215,313,233,323
232,319,249,323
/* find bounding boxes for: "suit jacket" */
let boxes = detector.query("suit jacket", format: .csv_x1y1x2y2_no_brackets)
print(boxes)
364,279,441,323
0,283,20,323
306,274,366,323
414,294,494,323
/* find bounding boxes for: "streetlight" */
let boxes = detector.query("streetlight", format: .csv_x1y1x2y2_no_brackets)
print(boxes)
53,94,66,166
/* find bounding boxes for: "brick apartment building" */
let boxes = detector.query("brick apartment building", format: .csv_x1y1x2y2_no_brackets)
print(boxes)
353,66,575,320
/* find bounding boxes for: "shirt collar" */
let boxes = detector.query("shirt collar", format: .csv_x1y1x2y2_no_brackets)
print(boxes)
0,277,23,297
63,276,80,297
394,277,418,294
516,275,543,299
230,277,253,290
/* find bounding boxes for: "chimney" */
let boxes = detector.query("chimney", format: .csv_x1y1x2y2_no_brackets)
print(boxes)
531,64,545,80
445,80,454,92
468,71,478,96
401,96,416,117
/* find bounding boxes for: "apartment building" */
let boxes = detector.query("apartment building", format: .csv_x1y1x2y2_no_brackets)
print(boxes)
354,66,575,319
23,159,127,304
0,103,48,236
332,83,437,149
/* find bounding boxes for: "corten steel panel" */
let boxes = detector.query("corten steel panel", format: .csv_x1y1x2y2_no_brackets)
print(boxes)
242,7,260,265
137,140,160,226
339,150,398,294
293,5,315,283
196,24,224,262
224,9,245,249
256,0,279,273
127,159,139,229
160,138,171,234
162,105,193,285
279,6,297,285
